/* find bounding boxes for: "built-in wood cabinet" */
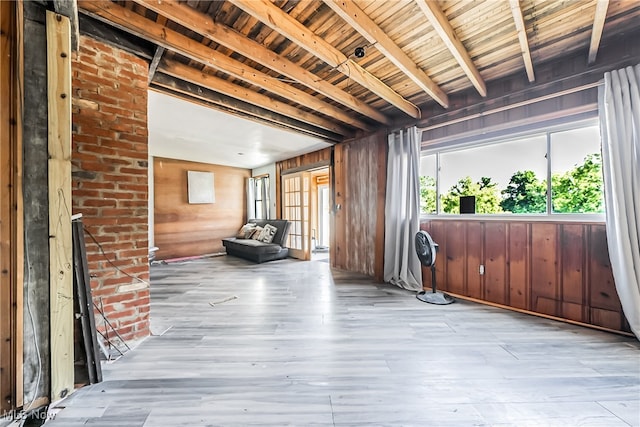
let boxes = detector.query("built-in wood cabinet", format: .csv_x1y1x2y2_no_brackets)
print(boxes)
420,219,630,333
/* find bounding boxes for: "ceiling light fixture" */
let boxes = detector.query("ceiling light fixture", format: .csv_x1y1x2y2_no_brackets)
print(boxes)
354,46,365,58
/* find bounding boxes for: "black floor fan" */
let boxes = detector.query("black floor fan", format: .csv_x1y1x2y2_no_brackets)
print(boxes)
415,230,454,305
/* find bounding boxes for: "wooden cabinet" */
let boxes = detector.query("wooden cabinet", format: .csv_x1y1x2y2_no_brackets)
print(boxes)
421,219,629,333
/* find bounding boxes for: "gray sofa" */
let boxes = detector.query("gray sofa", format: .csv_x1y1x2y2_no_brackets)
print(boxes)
222,219,291,263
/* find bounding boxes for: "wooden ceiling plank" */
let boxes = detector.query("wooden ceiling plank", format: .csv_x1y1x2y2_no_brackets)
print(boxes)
77,0,363,132
159,59,350,135
415,0,487,97
323,0,449,108
132,0,386,126
509,0,535,82
588,0,609,65
228,0,421,118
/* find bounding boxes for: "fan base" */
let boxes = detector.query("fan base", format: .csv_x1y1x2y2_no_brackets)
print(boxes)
416,291,455,305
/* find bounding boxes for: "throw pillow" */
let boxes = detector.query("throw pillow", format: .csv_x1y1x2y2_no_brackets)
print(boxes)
250,226,264,240
236,223,256,239
258,224,278,243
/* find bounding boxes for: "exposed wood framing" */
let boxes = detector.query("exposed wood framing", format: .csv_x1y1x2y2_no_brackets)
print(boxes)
14,0,24,408
133,0,388,126
53,0,79,52
509,0,535,82
323,0,449,108
151,77,341,141
46,10,74,402
159,59,351,136
23,1,51,407
415,0,487,97
78,0,357,135
228,0,421,119
588,0,610,65
1,0,17,414
147,46,164,84
151,75,343,142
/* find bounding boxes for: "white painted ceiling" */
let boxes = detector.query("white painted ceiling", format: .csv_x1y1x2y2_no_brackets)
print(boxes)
148,90,333,170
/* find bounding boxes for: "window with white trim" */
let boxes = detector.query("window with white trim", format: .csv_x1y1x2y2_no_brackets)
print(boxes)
420,122,604,216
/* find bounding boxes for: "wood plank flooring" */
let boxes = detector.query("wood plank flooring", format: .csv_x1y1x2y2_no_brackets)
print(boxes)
47,256,640,426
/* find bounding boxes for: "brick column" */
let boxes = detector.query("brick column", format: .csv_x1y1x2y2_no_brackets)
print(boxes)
71,35,150,343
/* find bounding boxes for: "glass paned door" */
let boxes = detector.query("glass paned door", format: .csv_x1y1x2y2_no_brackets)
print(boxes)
282,172,311,260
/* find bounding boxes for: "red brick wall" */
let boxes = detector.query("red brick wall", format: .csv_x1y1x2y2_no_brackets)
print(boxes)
71,35,150,343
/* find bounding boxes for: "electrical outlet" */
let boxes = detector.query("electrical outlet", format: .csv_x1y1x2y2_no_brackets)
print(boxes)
479,265,485,275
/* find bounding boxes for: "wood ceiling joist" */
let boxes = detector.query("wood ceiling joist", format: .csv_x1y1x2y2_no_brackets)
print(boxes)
588,0,609,65
156,61,349,137
77,0,362,134
151,76,341,142
132,0,387,126
322,0,449,108
415,0,487,97
228,0,422,119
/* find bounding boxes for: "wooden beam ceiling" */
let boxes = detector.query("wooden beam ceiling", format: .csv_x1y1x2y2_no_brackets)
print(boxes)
415,0,487,97
588,0,610,65
509,0,535,83
323,0,449,108
151,76,343,142
77,0,360,136
228,0,422,119
159,59,351,135
132,0,387,126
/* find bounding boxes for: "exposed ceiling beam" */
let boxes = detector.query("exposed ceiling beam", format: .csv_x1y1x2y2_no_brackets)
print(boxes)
508,0,535,82
323,0,448,108
77,0,363,133
588,0,609,65
133,0,388,125
159,59,352,136
228,0,421,119
151,75,343,142
415,0,487,97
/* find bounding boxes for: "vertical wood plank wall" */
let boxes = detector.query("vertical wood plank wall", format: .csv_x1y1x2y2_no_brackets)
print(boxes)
46,10,74,402
154,157,250,259
333,132,386,278
277,134,387,281
421,219,629,333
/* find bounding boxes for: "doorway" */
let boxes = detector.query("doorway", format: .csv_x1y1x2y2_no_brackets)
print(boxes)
281,167,330,261
310,169,330,261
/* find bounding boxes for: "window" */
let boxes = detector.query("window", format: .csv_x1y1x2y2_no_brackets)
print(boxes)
253,176,270,219
420,122,604,216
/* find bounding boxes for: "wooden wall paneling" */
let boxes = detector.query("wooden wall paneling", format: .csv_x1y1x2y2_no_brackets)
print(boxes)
507,222,529,310
374,134,387,282
484,222,507,305
331,144,346,269
587,224,624,330
343,135,379,276
465,221,483,299
530,223,560,316
153,157,250,259
444,221,466,295
560,224,586,323
427,221,446,291
47,10,74,401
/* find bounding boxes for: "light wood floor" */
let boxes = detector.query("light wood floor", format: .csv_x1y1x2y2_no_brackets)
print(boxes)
48,256,639,426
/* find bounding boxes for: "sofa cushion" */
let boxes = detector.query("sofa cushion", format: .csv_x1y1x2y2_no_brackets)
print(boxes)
236,223,256,239
258,224,277,243
248,219,291,247
222,238,284,254
250,226,264,240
